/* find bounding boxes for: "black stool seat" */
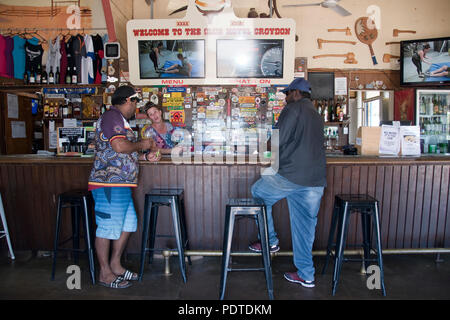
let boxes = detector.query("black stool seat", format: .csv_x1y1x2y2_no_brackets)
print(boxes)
322,194,386,296
220,198,273,300
51,189,96,284
139,188,190,283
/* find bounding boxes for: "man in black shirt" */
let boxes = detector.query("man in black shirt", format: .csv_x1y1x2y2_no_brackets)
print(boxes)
249,78,326,288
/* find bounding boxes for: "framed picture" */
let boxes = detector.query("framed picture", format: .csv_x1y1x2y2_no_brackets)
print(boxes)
394,88,415,124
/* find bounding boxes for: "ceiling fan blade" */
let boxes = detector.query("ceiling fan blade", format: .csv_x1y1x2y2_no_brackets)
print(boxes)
283,3,322,8
330,4,352,16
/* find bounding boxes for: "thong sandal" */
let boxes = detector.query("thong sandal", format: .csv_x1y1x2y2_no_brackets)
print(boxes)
118,269,139,281
98,277,132,289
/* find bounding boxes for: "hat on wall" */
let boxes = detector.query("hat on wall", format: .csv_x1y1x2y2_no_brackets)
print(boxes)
112,85,140,105
281,78,311,94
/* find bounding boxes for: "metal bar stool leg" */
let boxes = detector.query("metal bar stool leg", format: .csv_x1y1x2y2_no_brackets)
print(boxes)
179,197,192,265
219,206,234,300
171,197,187,283
373,202,386,296
257,206,274,300
148,204,159,264
332,203,350,296
51,196,63,280
139,196,151,281
322,201,339,274
361,211,371,271
82,196,96,285
0,193,14,260
72,205,80,265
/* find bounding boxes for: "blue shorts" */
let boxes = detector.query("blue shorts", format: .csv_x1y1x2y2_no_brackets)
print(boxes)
91,187,137,240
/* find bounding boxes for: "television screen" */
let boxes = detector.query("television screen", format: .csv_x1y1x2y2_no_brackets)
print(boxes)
400,37,450,86
217,39,284,78
308,72,334,99
138,40,205,79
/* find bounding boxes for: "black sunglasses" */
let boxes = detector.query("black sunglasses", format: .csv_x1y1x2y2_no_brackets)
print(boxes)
130,97,141,103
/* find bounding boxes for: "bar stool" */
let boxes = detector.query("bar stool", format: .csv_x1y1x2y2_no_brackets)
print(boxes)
139,188,190,283
51,190,96,284
0,192,15,260
219,198,273,300
322,194,386,296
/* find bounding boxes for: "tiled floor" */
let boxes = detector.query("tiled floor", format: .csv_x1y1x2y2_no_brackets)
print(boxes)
1,250,449,300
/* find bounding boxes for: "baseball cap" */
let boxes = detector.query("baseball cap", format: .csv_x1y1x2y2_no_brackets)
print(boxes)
281,78,311,94
111,85,141,105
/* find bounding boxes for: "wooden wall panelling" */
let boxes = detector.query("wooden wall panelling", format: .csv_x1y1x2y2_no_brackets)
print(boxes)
1,161,449,253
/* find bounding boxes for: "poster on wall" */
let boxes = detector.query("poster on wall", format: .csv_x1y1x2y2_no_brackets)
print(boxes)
394,88,415,124
127,0,295,86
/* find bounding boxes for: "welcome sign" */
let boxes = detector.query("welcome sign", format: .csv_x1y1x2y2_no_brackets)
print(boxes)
127,0,295,86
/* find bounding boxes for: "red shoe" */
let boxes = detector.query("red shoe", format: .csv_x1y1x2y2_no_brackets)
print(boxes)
284,272,315,288
248,241,280,253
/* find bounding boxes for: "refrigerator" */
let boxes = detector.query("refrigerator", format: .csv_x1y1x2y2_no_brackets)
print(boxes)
416,89,450,154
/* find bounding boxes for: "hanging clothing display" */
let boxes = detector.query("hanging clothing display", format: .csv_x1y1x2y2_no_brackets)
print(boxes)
25,37,43,76
92,34,104,84
81,34,94,84
59,36,68,84
13,35,26,79
46,36,61,77
0,35,7,78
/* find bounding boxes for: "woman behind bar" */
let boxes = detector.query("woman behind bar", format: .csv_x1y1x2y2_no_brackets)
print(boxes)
142,102,183,155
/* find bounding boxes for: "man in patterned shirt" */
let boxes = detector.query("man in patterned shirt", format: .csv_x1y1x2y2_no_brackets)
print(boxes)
88,85,160,288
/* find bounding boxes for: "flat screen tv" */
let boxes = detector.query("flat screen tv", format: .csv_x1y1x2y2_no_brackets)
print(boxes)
216,39,284,78
400,36,450,86
308,72,334,99
138,40,205,79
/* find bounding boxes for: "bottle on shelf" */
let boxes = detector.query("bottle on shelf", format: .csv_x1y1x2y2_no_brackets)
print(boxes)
62,104,68,118
29,67,36,84
323,103,328,123
23,71,29,85
72,66,78,84
427,96,433,115
49,102,54,118
65,66,72,84
41,65,48,84
55,67,60,84
73,103,81,118
67,102,73,117
48,67,54,84
53,103,59,118
36,64,42,84
43,100,50,118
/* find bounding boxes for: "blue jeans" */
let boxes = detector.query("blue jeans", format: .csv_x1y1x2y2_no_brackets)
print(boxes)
251,170,324,281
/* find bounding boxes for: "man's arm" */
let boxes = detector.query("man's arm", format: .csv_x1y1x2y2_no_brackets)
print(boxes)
277,105,298,147
111,137,152,154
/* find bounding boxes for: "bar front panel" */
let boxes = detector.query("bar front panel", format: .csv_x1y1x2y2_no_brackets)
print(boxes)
0,158,449,253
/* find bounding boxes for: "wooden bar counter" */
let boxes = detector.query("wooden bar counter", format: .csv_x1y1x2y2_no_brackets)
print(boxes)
0,154,449,253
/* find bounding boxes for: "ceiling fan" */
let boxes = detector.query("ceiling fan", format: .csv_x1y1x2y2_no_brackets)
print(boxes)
283,0,351,17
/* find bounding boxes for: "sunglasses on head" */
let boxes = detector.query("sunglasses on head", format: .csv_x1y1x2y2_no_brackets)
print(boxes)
128,93,141,103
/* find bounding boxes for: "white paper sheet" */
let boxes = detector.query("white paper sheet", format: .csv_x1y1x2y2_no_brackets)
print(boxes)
11,121,26,138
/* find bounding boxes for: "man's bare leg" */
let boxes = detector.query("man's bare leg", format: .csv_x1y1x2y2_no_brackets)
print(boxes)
96,237,125,284
110,231,135,277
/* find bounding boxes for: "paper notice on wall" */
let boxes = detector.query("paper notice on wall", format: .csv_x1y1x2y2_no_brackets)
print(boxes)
335,77,347,95
11,121,26,138
49,132,58,149
7,94,19,119
379,125,400,155
400,126,421,156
